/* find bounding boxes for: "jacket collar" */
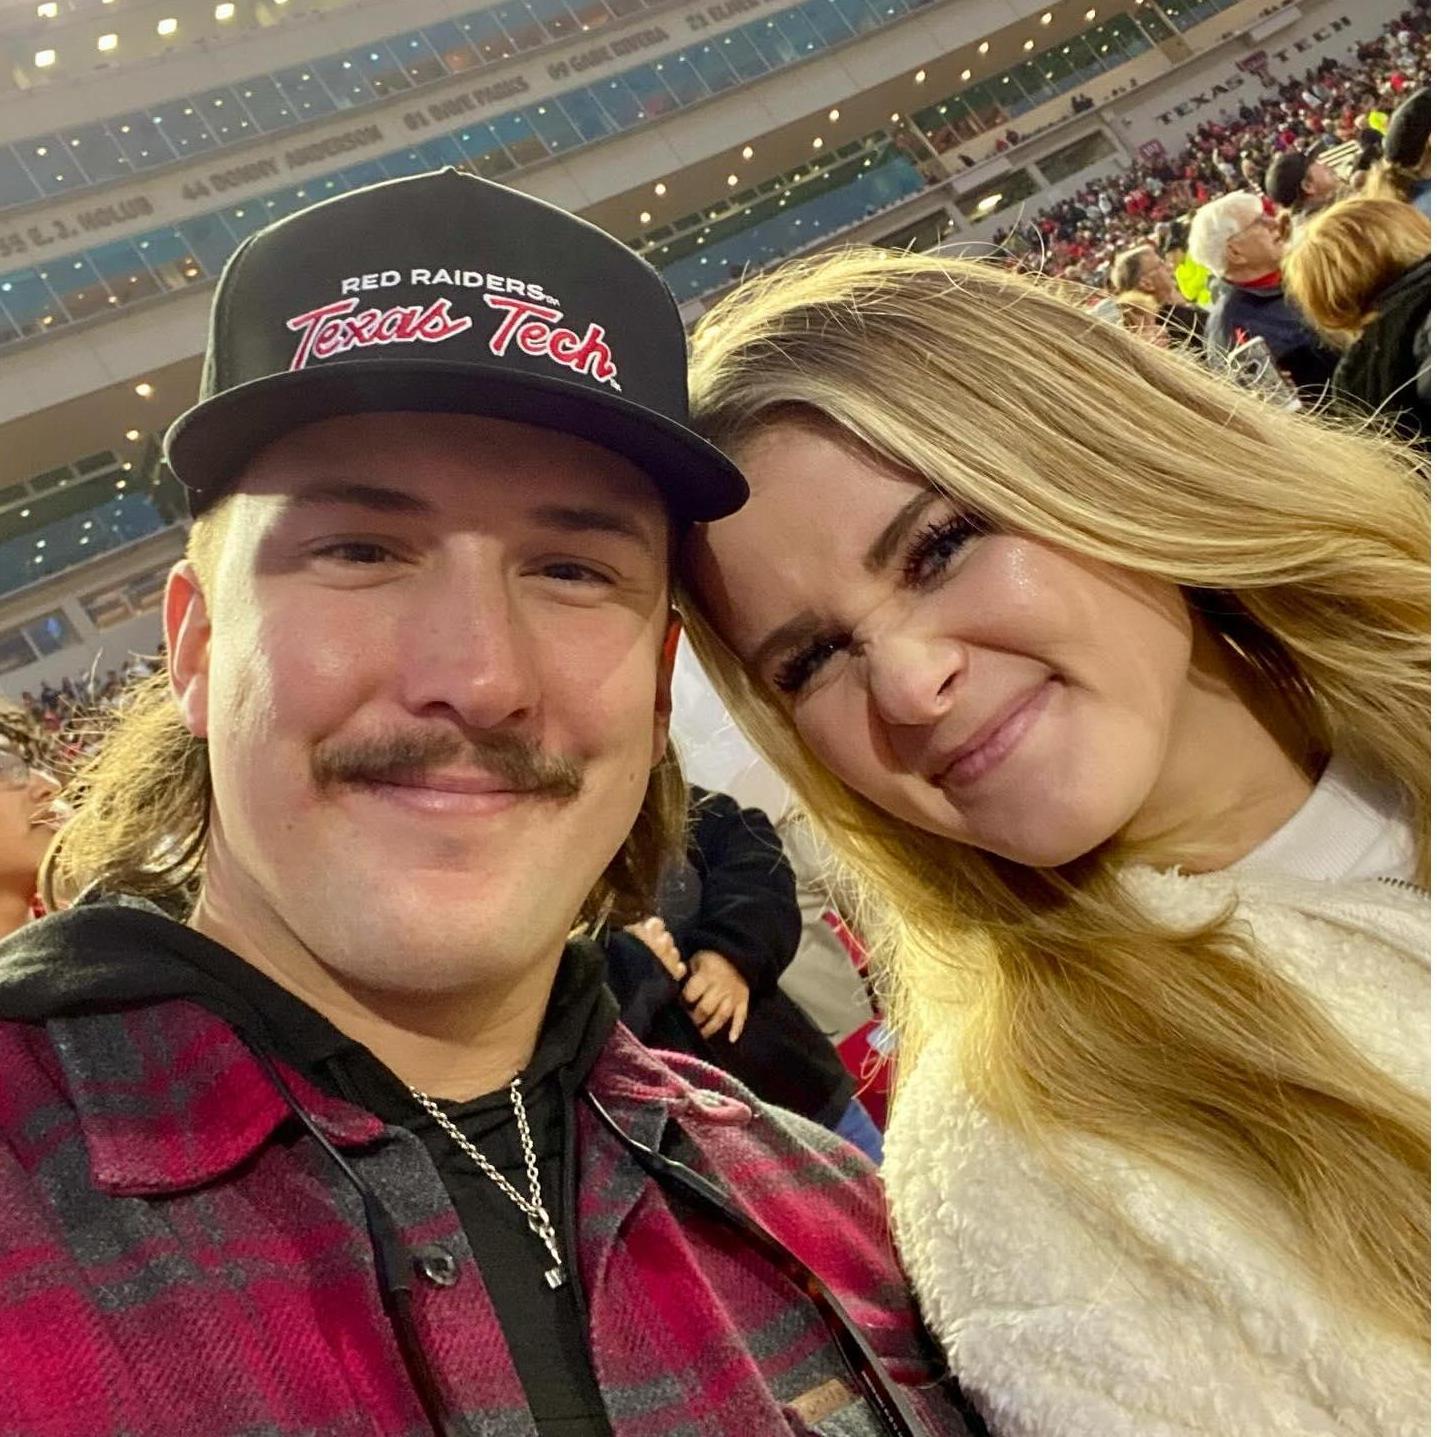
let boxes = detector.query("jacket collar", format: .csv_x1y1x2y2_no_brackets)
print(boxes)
47,994,743,1198
49,1000,384,1196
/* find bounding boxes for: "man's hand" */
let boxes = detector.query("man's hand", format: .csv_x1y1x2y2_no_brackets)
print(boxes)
682,950,750,1043
623,916,687,982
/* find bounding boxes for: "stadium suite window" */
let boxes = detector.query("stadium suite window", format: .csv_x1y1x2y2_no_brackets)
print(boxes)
719,29,772,82
25,135,86,197
194,87,258,144
459,10,515,63
494,1,545,51
351,44,413,98
58,124,130,185
22,610,80,659
556,90,615,143
0,148,41,208
0,630,36,677
311,55,373,109
526,0,580,42
273,66,339,120
623,65,680,119
86,238,162,307
0,269,65,338
796,0,855,47
456,126,519,178
393,30,448,85
150,101,219,157
524,102,584,153
108,111,176,170
654,55,712,106
421,21,485,73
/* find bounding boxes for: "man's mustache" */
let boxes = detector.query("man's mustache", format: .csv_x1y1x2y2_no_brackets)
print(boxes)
312,729,583,800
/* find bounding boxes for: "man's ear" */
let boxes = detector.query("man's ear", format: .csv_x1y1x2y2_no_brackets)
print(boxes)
165,560,213,741
651,611,682,767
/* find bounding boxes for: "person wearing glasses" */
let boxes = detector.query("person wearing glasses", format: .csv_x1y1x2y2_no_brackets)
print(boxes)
0,712,59,938
677,247,1428,1437
1188,190,1340,395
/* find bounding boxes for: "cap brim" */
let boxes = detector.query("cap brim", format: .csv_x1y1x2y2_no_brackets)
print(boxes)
164,359,747,522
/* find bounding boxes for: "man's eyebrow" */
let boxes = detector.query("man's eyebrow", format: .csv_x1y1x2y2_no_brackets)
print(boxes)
862,490,942,574
286,481,435,516
750,610,823,676
527,504,657,558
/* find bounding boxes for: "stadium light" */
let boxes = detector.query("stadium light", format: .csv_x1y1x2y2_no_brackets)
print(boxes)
811,137,823,149
1023,39,1034,50
976,193,1003,212
726,174,738,185
653,182,666,195
37,2,58,17
961,68,972,79
828,107,840,121
978,40,989,54
34,49,56,67
913,68,925,82
157,17,178,35
639,210,651,223
1085,6,1096,16
97,33,117,50
215,2,235,16
125,429,141,441
134,382,154,398
741,144,754,159
1041,10,1053,21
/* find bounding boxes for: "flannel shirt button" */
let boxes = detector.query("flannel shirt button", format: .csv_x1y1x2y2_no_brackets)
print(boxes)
692,1091,726,1110
414,1246,460,1287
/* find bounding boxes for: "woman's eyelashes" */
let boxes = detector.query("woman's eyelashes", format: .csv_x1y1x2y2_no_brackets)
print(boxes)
902,511,984,588
772,509,984,696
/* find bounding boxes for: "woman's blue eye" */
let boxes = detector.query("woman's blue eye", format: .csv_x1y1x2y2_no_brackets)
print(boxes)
902,514,983,587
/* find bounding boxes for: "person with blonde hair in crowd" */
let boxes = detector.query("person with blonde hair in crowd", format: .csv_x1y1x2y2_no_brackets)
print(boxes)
0,709,58,938
1107,244,1205,353
677,247,1429,1436
1284,194,1431,448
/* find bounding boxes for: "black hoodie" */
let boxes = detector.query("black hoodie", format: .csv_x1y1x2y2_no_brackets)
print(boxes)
1333,259,1431,451
0,898,615,1437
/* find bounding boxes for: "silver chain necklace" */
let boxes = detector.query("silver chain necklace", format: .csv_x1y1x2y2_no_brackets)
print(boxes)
409,1077,567,1290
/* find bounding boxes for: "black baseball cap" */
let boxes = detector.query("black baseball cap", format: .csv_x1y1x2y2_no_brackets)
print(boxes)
164,167,747,521
1264,148,1313,208
1385,86,1430,168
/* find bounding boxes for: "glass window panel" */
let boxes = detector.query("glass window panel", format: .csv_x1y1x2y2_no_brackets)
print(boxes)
194,86,258,146
175,212,236,275
340,159,389,188
416,135,468,168
256,188,310,223
773,10,822,58
0,629,36,670
527,0,580,41
1111,14,1152,56
962,80,1007,132
351,43,412,98
522,102,582,154
796,0,853,47
423,21,483,73
457,9,515,63
57,123,129,185
22,609,80,657
652,54,710,106
108,111,177,171
274,64,339,120
686,41,740,93
221,198,267,241
0,267,64,338
1013,60,1054,106
592,76,645,130
0,302,19,347
134,229,205,290
392,30,447,84
717,29,769,81
1038,45,1078,88
21,135,87,196
494,1,544,50
571,0,611,30
150,99,219,158
231,75,295,133
491,111,548,166
86,237,161,308
41,254,109,323
828,0,883,33
0,148,41,208
312,55,374,109
556,89,614,143
606,0,646,17
380,147,431,180
456,123,516,179
1134,9,1171,44
746,19,800,68
621,64,679,121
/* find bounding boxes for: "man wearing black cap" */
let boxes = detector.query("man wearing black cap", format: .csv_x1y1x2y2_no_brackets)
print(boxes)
0,171,980,1437
1264,145,1341,221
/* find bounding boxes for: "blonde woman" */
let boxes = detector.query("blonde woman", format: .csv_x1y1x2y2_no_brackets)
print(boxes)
1284,195,1431,448
677,249,1429,1437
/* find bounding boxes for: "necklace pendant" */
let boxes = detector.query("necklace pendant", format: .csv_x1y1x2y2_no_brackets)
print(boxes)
544,1263,567,1290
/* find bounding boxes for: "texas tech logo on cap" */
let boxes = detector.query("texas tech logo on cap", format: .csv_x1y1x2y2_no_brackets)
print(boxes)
284,265,622,392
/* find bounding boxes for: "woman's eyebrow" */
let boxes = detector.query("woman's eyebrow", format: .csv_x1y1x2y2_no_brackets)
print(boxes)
862,491,941,574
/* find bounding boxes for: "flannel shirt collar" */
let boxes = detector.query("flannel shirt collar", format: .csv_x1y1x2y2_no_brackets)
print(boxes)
50,998,750,1199
49,999,384,1196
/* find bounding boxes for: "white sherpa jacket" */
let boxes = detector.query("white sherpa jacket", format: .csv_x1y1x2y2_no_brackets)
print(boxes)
883,869,1430,1437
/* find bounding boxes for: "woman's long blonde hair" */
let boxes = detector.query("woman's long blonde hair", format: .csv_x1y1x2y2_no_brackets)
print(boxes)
1283,195,1431,344
679,247,1430,1343
41,506,688,926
